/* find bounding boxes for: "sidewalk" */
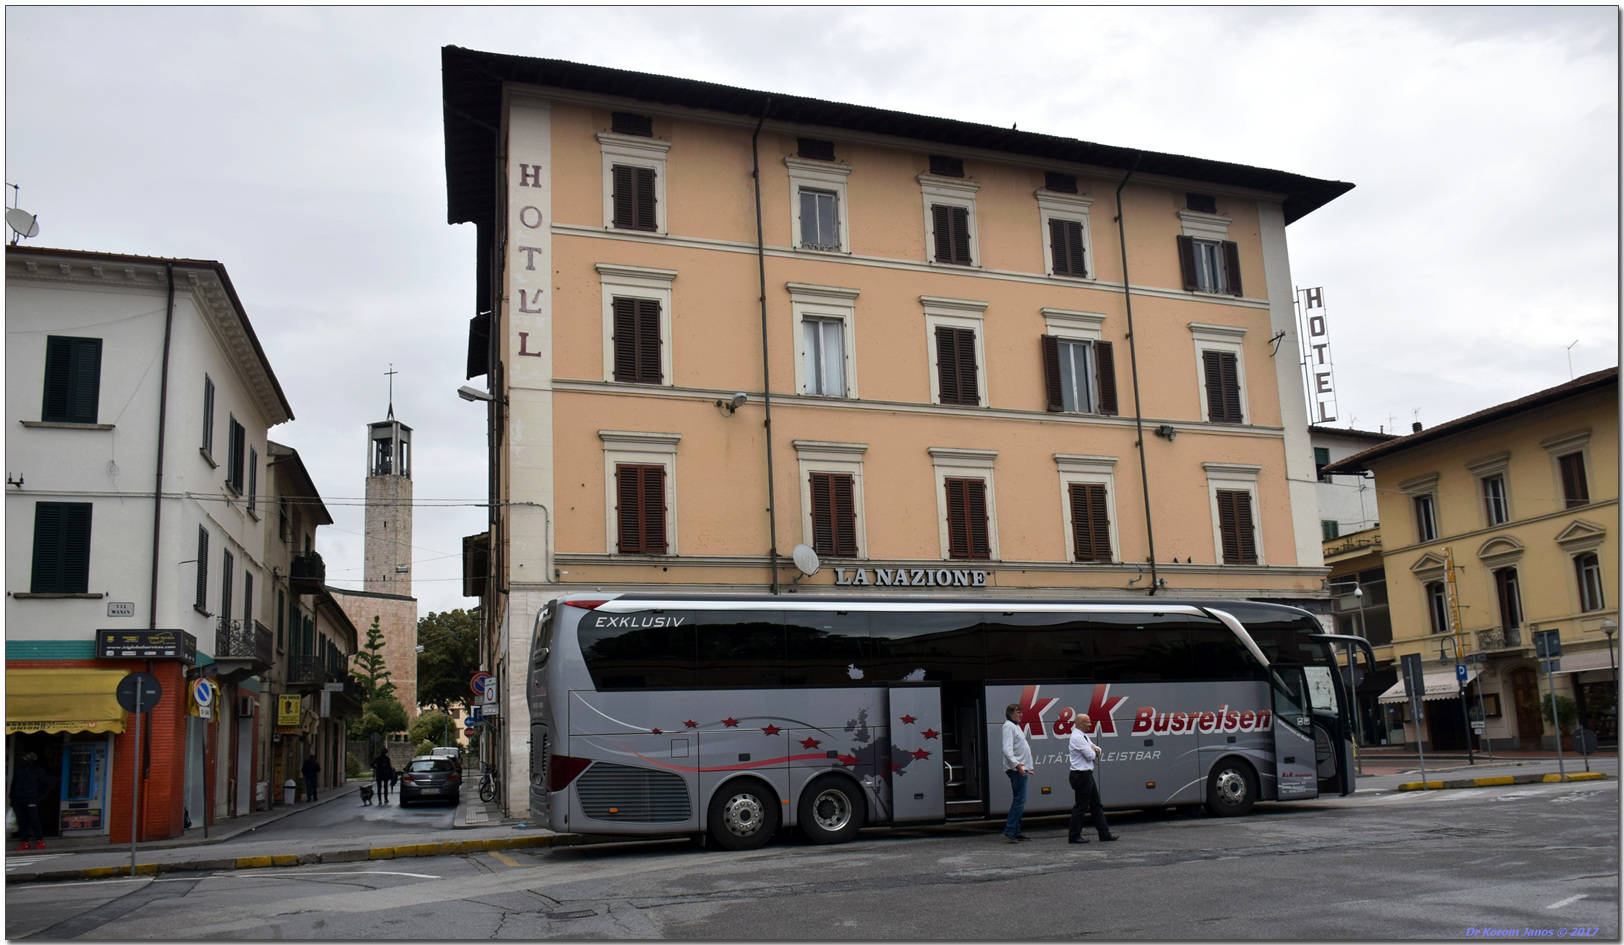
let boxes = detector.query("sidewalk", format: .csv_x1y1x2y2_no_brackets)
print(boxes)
5,777,565,885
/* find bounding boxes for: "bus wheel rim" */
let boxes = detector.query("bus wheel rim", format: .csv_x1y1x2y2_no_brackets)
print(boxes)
1214,769,1246,804
722,793,765,836
812,789,850,831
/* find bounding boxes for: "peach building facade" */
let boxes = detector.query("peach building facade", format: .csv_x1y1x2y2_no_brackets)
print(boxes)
441,49,1354,811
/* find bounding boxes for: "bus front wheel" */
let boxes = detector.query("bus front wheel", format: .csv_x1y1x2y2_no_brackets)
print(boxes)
798,776,864,845
707,778,780,851
1205,759,1257,817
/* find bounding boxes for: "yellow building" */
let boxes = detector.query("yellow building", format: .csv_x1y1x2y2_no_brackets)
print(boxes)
1325,368,1618,752
440,49,1354,810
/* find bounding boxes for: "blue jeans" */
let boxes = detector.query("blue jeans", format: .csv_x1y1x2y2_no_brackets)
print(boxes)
1004,769,1028,837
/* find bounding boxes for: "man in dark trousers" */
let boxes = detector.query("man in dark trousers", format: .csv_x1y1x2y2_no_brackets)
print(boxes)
9,753,51,851
1067,713,1118,844
372,748,395,804
301,754,321,803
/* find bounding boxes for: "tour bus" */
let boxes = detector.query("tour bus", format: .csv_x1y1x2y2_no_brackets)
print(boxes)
527,594,1372,850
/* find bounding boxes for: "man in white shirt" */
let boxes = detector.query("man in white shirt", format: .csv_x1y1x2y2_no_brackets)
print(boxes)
1001,703,1033,843
1067,713,1118,843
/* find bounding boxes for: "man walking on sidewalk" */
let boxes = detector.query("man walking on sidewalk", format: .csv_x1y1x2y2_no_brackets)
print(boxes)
1067,713,1118,844
302,755,321,803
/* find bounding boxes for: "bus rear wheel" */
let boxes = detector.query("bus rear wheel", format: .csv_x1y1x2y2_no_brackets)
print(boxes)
798,776,864,845
707,778,780,851
1205,759,1257,817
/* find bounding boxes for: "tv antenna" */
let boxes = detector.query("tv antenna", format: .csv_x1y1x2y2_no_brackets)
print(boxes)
5,184,39,245
1566,339,1579,379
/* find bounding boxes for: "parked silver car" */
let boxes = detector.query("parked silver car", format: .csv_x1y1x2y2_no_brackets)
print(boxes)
399,756,460,806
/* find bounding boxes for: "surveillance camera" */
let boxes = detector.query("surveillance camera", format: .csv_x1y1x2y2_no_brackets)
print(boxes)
730,393,748,409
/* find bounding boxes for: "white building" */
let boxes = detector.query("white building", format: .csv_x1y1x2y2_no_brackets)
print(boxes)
1309,424,1393,541
5,247,291,840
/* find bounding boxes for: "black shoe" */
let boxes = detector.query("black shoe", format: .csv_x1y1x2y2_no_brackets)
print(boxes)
1068,838,1089,844
1100,834,1119,842
1014,834,1032,841
1004,834,1020,844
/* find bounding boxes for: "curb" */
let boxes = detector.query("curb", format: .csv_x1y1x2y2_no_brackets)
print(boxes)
1396,771,1609,792
7,833,588,885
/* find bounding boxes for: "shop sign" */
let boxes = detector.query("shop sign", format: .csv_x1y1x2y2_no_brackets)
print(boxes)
276,693,302,726
97,629,196,663
832,566,990,588
61,810,101,830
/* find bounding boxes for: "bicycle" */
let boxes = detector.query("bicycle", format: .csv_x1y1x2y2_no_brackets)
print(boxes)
478,762,497,803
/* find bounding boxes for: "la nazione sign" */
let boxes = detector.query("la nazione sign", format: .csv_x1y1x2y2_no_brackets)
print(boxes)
831,566,991,588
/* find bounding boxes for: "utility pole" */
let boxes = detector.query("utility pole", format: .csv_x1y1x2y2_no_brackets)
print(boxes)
1443,548,1475,764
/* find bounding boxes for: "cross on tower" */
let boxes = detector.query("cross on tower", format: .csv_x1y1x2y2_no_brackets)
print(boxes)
385,364,398,420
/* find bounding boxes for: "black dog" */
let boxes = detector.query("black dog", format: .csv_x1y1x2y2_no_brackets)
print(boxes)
359,784,375,806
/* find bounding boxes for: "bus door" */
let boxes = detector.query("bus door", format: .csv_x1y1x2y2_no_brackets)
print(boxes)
1309,632,1377,796
886,686,945,823
1270,666,1320,800
942,683,985,815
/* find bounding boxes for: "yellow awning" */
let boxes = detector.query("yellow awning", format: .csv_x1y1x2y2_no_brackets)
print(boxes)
6,669,128,735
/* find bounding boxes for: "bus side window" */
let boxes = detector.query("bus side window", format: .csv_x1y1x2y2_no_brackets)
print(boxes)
786,612,869,685
696,610,786,687
579,610,697,689
868,612,985,683
1185,621,1264,680
984,614,1091,681
1087,612,1192,681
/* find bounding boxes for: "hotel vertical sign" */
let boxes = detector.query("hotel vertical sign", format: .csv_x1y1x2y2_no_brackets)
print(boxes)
1296,287,1338,423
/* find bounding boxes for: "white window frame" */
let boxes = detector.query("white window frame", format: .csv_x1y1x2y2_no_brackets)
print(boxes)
598,263,677,386
599,430,681,555
1044,309,1107,414
923,296,989,408
787,282,859,399
793,439,869,559
1467,452,1512,528
1400,473,1441,544
1541,429,1592,507
1037,190,1095,280
929,447,999,561
1575,551,1606,613
599,131,671,236
1189,322,1249,423
919,174,980,267
1204,462,1265,566
1055,453,1119,564
786,156,852,254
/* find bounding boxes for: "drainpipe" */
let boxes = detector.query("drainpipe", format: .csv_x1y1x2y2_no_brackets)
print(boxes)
150,262,176,627
751,98,781,594
1115,157,1159,596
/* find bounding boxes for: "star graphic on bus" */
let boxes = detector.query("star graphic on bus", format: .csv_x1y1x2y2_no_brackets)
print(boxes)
900,714,916,724
762,724,781,735
651,728,662,734
723,717,740,727
921,728,939,740
836,753,860,767
911,748,931,760
800,737,821,749
684,720,697,728
891,763,903,773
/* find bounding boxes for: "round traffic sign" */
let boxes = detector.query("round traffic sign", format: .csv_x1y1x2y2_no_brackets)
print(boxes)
470,671,491,696
192,678,215,706
464,727,475,738
115,672,163,714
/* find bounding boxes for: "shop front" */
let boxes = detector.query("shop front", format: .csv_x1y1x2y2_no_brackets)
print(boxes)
5,668,127,838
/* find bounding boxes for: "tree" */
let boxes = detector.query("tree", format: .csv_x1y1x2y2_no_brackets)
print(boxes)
352,615,395,702
417,609,480,714
1537,694,1580,734
409,709,456,746
350,694,408,740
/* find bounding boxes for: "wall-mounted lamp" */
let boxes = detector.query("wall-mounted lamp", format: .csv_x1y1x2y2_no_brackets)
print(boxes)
1154,424,1177,441
716,392,748,414
457,385,495,403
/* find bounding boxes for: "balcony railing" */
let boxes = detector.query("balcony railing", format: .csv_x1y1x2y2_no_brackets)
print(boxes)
1477,626,1525,651
287,654,326,686
289,552,325,593
215,618,274,669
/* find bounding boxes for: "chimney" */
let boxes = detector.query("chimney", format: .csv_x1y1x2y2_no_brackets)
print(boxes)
1411,421,1423,433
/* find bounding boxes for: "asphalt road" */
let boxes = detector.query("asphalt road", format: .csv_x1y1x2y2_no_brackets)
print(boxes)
6,778,1617,940
232,784,458,841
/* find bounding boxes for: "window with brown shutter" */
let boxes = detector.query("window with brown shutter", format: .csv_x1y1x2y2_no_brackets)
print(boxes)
935,326,980,406
809,472,858,557
612,297,662,384
611,164,657,231
1068,483,1111,562
1559,452,1589,507
615,464,667,554
931,204,972,265
1049,218,1087,277
1045,172,1078,194
1202,350,1243,423
944,477,990,559
1216,489,1257,565
1177,235,1241,295
1095,341,1118,415
929,155,964,178
611,112,653,137
1494,567,1522,630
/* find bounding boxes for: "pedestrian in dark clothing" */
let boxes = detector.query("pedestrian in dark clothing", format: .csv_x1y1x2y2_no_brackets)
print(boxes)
10,753,52,851
372,750,395,803
302,754,321,802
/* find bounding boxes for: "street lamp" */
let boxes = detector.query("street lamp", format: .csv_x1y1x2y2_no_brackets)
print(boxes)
1603,619,1619,744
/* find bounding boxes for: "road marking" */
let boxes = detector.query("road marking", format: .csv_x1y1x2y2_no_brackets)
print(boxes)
489,851,522,867
222,869,442,879
1547,894,1585,910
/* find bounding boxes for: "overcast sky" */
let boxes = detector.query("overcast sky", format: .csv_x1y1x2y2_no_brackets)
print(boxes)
6,7,1617,618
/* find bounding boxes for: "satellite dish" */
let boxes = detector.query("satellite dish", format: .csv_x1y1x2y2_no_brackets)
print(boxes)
6,207,39,240
791,544,820,577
